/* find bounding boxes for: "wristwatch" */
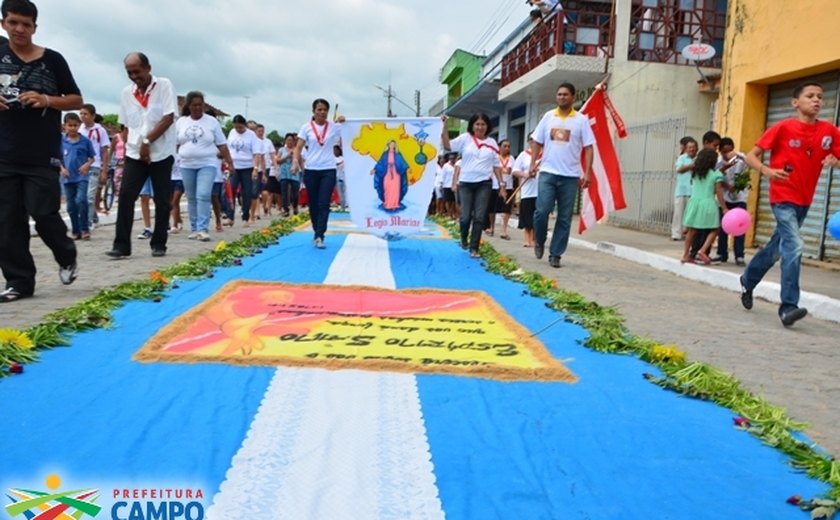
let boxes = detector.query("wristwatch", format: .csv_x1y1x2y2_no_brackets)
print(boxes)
142,137,151,145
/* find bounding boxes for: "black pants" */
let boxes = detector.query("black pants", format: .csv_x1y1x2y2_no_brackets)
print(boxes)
113,156,174,255
228,168,254,221
280,179,300,213
458,180,493,251
0,163,76,294
303,169,336,240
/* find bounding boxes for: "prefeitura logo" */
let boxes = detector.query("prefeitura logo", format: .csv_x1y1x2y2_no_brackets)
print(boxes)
5,474,102,519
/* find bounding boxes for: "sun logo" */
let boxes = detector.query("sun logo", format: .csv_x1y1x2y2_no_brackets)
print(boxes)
5,474,102,519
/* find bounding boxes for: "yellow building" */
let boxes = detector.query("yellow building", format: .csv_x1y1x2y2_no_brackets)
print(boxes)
718,0,840,261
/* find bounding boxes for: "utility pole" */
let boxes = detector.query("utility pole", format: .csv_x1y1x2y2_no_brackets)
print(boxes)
375,84,420,118
374,84,395,117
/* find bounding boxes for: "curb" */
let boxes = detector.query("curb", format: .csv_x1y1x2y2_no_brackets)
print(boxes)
572,237,840,325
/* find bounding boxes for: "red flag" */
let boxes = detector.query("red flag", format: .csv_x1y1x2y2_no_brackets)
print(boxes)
578,88,627,234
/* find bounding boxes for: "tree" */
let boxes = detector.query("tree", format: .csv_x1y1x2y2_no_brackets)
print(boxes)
101,113,119,129
221,117,234,137
267,130,283,147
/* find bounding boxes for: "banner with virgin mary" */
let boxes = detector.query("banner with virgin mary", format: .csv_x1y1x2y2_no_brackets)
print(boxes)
340,117,443,240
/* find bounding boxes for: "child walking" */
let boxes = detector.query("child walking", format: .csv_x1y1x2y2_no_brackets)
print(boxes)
60,113,96,240
681,149,727,264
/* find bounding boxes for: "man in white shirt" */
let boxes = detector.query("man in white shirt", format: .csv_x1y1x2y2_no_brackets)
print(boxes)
79,104,110,230
107,52,177,259
529,82,595,268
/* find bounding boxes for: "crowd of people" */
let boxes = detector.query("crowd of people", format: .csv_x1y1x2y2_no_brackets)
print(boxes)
671,82,840,327
0,0,348,302
2,0,838,332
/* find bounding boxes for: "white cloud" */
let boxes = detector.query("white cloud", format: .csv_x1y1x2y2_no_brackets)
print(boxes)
26,0,524,134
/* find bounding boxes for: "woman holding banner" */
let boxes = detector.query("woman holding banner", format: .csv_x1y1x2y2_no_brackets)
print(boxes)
294,98,344,249
441,113,505,258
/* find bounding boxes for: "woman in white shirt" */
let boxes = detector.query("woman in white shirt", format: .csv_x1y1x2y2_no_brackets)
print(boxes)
226,114,263,227
441,113,505,258
294,98,344,249
175,91,233,240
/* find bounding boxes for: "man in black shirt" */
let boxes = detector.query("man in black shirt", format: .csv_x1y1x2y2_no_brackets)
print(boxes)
0,0,83,302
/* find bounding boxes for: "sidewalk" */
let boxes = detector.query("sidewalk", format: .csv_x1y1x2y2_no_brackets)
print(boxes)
3,204,281,331
565,219,840,324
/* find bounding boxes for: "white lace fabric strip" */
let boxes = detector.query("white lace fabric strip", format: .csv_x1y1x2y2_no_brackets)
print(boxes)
206,234,445,519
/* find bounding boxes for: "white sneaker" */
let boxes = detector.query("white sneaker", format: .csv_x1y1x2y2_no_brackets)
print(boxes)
59,262,78,285
187,232,200,240
197,232,211,242
314,238,325,249
137,228,152,239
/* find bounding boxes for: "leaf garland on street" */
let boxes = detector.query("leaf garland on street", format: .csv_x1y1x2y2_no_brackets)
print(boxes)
434,215,840,506
0,214,308,378
2,212,836,513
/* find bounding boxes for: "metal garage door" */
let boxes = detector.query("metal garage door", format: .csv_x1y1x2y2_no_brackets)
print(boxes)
756,71,840,260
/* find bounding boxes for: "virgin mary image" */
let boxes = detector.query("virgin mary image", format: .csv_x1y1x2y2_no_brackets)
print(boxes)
371,140,410,212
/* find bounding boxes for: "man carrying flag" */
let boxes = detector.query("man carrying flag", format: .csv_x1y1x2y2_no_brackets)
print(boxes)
530,82,595,268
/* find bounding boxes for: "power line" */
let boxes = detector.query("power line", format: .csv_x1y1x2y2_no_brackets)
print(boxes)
466,0,510,52
471,1,520,54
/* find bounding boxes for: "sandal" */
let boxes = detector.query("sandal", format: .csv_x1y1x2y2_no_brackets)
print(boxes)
0,287,28,303
216,223,223,232
500,234,510,240
696,252,711,265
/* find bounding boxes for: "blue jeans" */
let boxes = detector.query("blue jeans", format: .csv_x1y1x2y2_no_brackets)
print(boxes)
304,169,336,240
64,180,89,235
534,174,579,257
742,203,809,314
86,166,101,225
181,166,216,232
716,201,747,261
336,179,347,210
229,168,254,221
458,180,492,251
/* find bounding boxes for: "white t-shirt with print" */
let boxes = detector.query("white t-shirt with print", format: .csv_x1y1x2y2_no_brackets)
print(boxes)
119,75,179,162
717,153,749,203
336,156,345,181
532,108,595,177
441,163,455,188
513,150,539,199
298,120,342,170
227,127,261,170
170,153,182,180
175,114,227,169
449,133,501,184
215,159,224,183
499,153,514,189
81,122,110,169
261,137,275,175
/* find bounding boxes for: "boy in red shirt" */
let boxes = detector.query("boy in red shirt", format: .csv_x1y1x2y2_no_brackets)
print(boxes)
740,82,840,326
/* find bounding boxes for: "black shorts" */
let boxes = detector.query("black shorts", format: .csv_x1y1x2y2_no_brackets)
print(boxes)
495,190,512,214
266,176,282,194
518,197,536,229
443,187,455,203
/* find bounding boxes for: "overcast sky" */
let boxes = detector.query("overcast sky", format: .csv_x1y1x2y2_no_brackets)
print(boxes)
29,0,527,134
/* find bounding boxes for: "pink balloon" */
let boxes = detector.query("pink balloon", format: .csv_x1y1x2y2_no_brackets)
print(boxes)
721,207,752,237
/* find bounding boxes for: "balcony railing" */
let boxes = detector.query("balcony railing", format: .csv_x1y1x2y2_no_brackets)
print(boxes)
628,0,726,66
501,1,614,87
